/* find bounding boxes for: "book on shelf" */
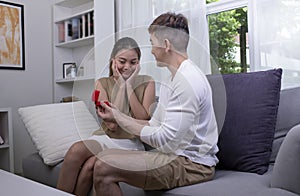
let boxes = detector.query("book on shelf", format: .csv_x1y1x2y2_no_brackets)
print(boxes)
80,14,87,38
57,10,94,43
90,11,94,35
79,17,83,38
88,11,94,36
58,22,65,43
84,14,89,37
72,18,80,40
65,20,72,41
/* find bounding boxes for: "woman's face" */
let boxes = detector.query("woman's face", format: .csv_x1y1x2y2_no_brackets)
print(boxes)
113,49,139,80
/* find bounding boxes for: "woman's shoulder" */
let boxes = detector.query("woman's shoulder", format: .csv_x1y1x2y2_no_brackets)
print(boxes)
96,76,114,87
98,76,113,81
136,75,154,82
97,76,114,83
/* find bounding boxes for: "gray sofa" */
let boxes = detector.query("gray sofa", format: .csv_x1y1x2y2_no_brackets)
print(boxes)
22,69,300,196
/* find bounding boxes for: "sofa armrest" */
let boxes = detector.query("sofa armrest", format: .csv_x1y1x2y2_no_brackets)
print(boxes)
271,124,300,195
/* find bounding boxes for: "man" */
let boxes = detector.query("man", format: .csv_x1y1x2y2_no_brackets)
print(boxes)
94,12,219,196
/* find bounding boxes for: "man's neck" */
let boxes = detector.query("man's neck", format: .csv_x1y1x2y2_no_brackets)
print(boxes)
167,52,188,78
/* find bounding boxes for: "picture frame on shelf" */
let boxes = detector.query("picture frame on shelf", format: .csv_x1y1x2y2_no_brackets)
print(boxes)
0,1,25,70
63,62,76,78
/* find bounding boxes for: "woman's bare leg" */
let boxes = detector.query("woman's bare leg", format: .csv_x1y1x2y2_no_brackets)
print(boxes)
57,140,101,193
74,156,97,196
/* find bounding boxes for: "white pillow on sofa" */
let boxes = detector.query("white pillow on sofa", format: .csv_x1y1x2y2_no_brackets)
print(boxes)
19,101,100,166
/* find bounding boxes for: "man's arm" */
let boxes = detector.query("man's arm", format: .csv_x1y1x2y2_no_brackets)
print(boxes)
97,102,149,136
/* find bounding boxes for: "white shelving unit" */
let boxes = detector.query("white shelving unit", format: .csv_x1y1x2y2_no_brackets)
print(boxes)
53,0,95,102
52,0,115,103
0,108,14,172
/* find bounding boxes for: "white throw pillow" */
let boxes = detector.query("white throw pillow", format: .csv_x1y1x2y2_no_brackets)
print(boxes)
18,101,100,166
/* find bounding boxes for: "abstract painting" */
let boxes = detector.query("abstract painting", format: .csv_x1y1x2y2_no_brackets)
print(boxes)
0,1,24,70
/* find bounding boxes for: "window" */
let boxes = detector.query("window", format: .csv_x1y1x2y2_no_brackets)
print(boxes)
207,0,249,74
253,0,300,88
120,0,300,87
207,0,300,88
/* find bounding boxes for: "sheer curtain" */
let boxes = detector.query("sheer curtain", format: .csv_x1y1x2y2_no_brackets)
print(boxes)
115,0,167,94
249,0,300,88
115,0,212,80
153,0,211,74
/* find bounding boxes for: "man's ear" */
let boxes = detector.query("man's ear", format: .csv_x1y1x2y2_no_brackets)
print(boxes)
164,39,171,52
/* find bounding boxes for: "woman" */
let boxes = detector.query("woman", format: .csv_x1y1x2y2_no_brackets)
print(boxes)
57,37,156,195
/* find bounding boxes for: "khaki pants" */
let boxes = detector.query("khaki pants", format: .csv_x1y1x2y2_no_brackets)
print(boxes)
143,153,215,190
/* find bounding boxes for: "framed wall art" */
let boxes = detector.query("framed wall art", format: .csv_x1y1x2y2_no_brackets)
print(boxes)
0,1,25,70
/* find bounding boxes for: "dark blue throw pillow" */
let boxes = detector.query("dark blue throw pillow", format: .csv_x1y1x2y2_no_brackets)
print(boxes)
209,69,282,175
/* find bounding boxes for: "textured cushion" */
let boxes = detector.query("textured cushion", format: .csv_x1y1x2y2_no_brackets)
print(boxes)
216,69,282,174
19,101,100,165
270,86,300,164
271,124,300,195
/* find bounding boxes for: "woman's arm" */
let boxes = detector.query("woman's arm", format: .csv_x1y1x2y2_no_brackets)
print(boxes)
95,79,119,130
126,79,156,120
95,79,109,102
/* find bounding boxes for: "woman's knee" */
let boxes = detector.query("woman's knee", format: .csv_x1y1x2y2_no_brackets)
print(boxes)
64,141,90,163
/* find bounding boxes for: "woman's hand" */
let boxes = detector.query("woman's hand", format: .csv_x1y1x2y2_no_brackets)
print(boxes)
126,64,140,87
112,59,125,86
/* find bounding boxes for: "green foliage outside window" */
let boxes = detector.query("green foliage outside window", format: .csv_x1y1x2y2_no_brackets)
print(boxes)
207,0,248,74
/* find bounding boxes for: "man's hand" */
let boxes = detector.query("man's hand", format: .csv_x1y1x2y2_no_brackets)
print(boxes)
98,100,148,137
104,121,119,130
97,101,118,123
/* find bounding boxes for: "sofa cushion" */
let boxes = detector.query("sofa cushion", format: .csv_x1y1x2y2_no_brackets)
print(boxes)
270,86,300,164
119,168,298,196
22,153,62,188
19,101,100,165
212,69,282,174
271,124,300,195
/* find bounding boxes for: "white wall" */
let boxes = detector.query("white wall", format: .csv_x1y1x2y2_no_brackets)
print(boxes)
0,0,56,173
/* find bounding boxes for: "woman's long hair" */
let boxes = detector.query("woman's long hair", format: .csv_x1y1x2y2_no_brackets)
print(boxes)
108,37,141,76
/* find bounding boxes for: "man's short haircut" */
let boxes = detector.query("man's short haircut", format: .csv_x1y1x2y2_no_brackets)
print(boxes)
148,12,190,52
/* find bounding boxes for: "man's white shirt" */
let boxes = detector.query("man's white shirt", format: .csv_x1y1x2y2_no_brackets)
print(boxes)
141,59,219,167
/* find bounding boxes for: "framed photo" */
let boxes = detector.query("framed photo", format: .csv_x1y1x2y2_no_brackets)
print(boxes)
63,62,76,78
0,1,25,70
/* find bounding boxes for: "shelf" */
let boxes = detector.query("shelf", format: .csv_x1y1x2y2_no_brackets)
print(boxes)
56,0,93,8
0,108,14,172
56,75,94,83
54,8,94,23
55,35,94,48
0,144,9,149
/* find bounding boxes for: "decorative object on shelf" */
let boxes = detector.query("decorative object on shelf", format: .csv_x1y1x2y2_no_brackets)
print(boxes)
0,1,25,70
0,135,4,145
63,62,76,78
60,96,80,103
77,66,84,77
